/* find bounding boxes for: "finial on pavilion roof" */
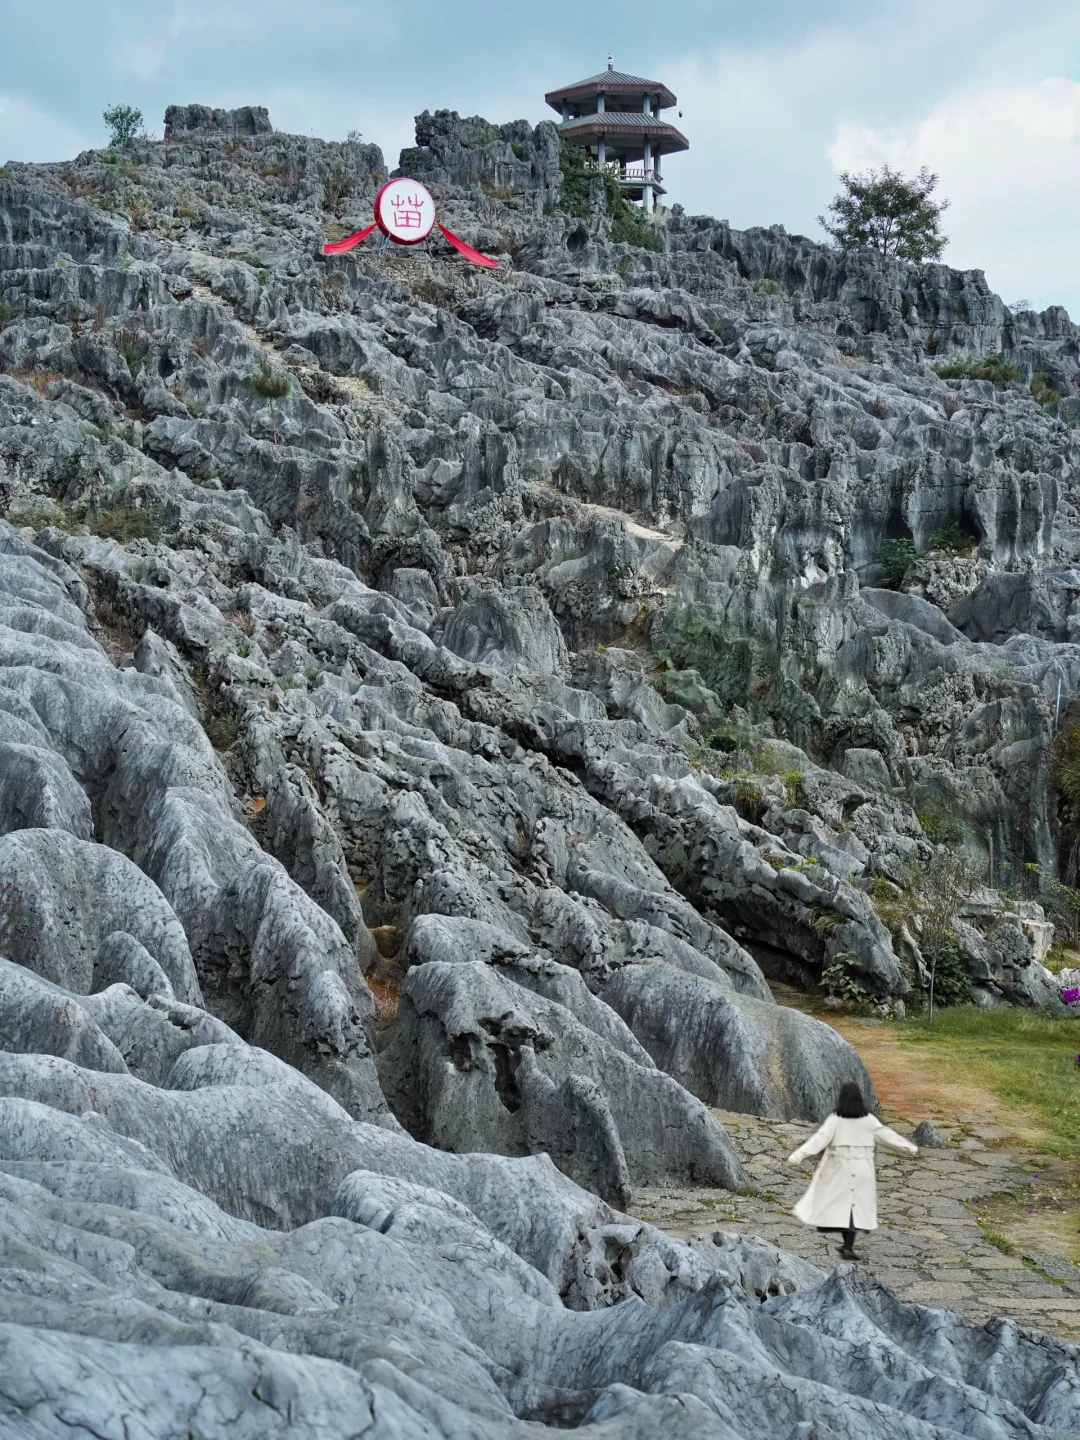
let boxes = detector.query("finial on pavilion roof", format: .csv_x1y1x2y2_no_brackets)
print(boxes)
608,55,613,71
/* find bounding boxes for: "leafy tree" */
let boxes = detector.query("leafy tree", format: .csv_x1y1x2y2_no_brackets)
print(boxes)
876,537,917,588
250,360,291,443
103,104,144,148
819,165,948,263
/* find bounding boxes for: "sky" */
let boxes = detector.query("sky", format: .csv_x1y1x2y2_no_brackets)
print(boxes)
3,0,1080,315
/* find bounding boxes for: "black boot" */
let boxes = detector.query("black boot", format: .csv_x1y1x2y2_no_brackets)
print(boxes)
837,1224,858,1260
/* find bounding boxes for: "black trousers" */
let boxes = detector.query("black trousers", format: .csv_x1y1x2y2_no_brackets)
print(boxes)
817,1210,858,1251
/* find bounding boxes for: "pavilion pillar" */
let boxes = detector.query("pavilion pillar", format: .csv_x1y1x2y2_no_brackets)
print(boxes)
597,138,606,165
642,137,654,213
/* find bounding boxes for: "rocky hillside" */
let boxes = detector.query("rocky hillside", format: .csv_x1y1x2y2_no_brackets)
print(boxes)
0,103,1078,1435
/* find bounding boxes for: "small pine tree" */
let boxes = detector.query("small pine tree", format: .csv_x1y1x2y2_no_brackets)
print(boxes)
819,165,948,264
250,360,291,443
103,104,144,149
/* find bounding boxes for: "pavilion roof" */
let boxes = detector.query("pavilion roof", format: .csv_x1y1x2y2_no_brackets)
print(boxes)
546,70,677,110
559,111,689,153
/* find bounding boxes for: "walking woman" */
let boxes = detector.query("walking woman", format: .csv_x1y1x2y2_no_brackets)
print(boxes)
787,1082,918,1260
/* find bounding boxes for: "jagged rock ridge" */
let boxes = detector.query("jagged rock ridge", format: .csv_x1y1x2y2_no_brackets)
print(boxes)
0,103,1076,1435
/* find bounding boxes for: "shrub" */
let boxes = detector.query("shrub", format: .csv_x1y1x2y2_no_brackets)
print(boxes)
608,190,662,251
752,279,780,295
819,165,948,263
926,518,976,555
556,138,661,251
933,355,1020,383
733,778,767,825
1031,372,1061,408
103,104,144,148
0,299,16,328
250,359,291,442
88,505,163,544
510,141,527,160
114,325,149,380
558,139,590,218
784,770,806,808
876,537,917,588
928,945,972,1008
820,955,868,1003
205,713,240,752
322,153,353,212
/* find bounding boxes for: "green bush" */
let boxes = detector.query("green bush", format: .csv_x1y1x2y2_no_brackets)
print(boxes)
510,141,527,160
820,955,868,1002
926,518,976,555
251,359,291,442
933,355,1020,383
915,803,965,848
0,299,16,328
876,537,917,588
752,279,780,295
1031,372,1061,408
102,104,144,148
927,944,972,1008
205,713,240,752
87,506,162,544
114,325,149,380
556,138,661,251
784,770,806,808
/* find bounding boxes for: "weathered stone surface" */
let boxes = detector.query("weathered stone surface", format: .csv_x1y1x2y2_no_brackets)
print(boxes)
1,99,1079,1434
377,957,747,1202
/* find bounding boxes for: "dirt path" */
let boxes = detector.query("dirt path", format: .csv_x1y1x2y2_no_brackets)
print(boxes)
631,1012,1080,1340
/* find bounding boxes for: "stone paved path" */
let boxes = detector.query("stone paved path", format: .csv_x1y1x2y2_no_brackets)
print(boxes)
631,1108,1080,1340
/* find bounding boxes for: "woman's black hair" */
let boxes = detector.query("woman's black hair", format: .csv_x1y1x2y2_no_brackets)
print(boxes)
835,1082,868,1119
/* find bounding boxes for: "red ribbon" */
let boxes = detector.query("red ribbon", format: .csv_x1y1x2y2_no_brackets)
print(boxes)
322,222,378,255
437,223,500,269
321,219,499,268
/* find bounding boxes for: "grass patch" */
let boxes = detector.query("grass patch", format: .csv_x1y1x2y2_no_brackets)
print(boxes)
896,1007,1080,1160
88,506,163,543
933,355,1020,384
205,713,240,752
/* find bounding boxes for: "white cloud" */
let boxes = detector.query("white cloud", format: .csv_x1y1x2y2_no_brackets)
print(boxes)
828,77,1080,318
0,95,94,165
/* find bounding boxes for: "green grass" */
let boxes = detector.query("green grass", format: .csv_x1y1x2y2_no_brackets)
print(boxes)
896,1007,1080,1159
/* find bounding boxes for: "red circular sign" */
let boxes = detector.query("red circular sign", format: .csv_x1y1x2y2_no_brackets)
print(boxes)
373,178,437,245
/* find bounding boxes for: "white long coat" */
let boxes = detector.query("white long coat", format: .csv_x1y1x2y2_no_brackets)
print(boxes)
787,1113,918,1230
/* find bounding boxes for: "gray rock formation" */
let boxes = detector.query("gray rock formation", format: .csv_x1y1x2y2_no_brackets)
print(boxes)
0,100,1078,1433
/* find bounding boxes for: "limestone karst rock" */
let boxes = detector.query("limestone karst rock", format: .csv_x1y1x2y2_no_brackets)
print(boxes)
0,102,1078,1434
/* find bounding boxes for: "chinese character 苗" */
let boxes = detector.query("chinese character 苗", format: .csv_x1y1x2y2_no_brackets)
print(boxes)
391,193,424,228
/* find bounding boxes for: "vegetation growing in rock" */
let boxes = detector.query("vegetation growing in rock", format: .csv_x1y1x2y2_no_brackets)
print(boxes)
250,359,291,441
557,138,662,251
819,165,948,262
876,537,917,588
114,325,149,380
1031,372,1061,408
933,355,1020,383
102,103,144,148
926,518,977,555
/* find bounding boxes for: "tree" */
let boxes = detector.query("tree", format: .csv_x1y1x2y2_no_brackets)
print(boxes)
250,360,291,443
103,104,144,149
901,849,978,1021
819,165,948,264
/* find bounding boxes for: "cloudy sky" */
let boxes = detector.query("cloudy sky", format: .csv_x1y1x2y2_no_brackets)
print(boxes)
4,0,1079,314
